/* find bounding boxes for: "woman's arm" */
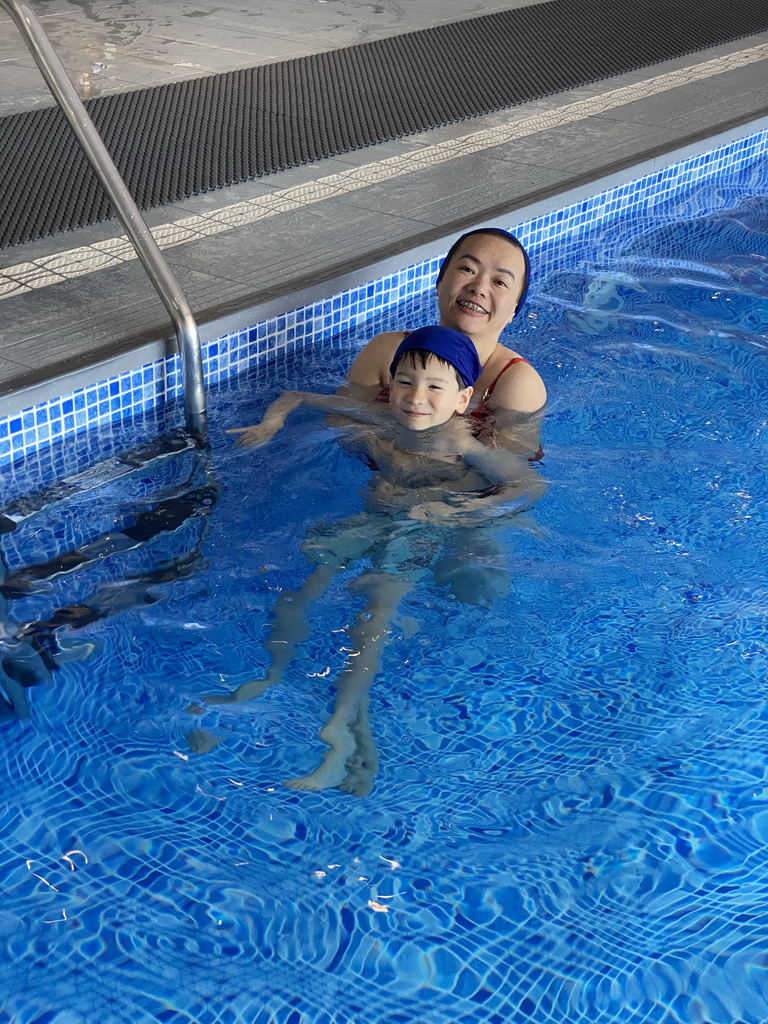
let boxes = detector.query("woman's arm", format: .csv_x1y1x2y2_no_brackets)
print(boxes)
457,436,532,484
406,483,538,522
483,360,547,415
406,434,545,521
228,391,389,448
346,331,406,387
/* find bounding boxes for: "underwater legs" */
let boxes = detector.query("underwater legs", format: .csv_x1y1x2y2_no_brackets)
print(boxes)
187,564,337,753
433,527,510,606
202,563,337,705
284,571,410,793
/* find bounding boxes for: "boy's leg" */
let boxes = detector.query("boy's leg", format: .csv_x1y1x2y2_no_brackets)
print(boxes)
284,571,410,791
202,563,337,705
203,516,375,707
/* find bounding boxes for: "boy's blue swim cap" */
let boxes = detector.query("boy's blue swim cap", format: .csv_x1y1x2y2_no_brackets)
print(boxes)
389,326,482,389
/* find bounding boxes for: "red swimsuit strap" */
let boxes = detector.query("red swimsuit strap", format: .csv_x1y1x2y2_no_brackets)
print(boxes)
482,356,529,402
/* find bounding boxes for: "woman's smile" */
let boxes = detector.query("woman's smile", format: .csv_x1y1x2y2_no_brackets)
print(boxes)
456,298,489,316
437,233,527,340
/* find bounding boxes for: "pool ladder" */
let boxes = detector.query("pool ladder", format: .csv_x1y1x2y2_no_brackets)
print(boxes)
1,0,207,439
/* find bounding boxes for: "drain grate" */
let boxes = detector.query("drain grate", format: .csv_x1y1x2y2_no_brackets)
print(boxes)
1,0,766,248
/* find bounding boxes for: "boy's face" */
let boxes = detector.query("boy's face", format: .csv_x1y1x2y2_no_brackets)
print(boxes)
389,355,472,431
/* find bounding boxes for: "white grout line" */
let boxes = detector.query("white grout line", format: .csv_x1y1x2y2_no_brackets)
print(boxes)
1,42,766,301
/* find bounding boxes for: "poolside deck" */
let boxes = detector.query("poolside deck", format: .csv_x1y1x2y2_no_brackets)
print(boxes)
1,0,766,418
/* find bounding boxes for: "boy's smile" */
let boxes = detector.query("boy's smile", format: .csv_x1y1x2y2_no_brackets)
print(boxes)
389,355,472,432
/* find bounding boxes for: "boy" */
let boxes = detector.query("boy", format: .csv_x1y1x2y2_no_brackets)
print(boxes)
204,327,543,794
231,325,538,521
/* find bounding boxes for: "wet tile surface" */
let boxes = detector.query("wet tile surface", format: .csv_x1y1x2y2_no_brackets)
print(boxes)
0,0,540,112
486,118,686,173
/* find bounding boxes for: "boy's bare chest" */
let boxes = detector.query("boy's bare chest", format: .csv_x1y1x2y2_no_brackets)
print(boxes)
368,437,471,488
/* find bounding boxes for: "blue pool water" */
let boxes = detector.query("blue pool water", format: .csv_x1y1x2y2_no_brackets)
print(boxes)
2,149,768,1024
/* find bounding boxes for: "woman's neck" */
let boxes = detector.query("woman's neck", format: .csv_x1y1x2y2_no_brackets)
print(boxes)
462,329,500,366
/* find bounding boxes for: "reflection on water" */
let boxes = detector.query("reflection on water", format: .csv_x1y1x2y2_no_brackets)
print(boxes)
0,449,218,721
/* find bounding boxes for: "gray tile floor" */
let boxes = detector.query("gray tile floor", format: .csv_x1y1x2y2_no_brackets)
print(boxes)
0,0,766,414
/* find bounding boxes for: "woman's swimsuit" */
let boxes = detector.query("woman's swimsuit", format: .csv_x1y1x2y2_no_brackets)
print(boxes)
472,356,529,417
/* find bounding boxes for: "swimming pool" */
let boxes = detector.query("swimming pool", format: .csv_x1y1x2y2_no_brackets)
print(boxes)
2,134,768,1023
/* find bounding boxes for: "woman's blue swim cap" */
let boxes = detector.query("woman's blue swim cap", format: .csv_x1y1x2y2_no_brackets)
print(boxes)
389,326,482,389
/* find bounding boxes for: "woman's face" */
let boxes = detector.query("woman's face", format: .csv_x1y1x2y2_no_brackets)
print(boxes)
436,233,527,341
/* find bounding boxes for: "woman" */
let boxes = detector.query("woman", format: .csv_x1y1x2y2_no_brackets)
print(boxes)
346,228,547,416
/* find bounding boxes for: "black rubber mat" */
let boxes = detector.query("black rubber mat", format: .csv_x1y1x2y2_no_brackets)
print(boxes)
2,0,766,248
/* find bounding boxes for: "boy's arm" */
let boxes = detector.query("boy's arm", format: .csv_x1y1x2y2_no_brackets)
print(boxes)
228,390,388,448
408,435,545,521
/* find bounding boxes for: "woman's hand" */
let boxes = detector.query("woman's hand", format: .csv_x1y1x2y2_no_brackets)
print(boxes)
407,498,485,522
407,501,452,522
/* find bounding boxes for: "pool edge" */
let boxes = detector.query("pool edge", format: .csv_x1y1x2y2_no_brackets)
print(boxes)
1,117,766,471
3,112,768,424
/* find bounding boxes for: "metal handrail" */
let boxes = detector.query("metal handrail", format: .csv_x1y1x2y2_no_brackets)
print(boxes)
1,0,207,438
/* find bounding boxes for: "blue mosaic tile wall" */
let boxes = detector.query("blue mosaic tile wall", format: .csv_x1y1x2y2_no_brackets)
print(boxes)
0,128,765,474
